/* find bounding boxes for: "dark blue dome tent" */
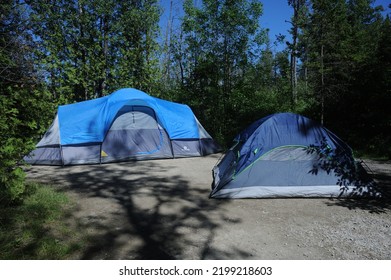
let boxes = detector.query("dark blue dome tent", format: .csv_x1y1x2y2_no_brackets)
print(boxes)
210,113,375,198
25,88,220,165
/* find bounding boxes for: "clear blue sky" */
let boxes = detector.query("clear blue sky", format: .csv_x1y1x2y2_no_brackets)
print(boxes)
260,0,390,42
260,0,292,42
159,0,390,47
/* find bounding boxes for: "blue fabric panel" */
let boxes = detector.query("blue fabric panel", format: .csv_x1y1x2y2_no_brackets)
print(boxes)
235,113,352,174
154,98,199,139
58,97,108,145
234,114,274,143
57,88,200,145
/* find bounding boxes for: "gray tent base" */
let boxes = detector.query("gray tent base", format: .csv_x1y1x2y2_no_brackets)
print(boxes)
210,146,370,198
25,138,218,166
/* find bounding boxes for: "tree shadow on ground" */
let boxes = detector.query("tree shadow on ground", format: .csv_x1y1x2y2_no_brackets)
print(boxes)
324,159,391,213
26,157,241,259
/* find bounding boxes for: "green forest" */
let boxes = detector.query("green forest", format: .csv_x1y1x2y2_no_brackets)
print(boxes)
1,0,390,203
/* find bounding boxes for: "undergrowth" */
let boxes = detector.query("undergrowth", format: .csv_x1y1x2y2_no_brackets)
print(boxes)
0,183,84,259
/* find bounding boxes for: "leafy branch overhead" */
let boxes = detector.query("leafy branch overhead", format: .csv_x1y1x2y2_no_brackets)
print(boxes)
306,139,380,197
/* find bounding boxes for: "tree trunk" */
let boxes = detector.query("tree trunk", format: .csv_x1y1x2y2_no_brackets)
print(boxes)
78,2,88,100
290,0,299,107
320,44,324,125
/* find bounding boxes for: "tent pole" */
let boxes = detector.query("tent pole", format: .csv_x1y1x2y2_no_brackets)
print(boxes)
99,143,102,164
60,145,65,167
199,139,203,156
169,139,175,159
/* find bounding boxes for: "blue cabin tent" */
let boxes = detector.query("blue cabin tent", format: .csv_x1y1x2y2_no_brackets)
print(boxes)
25,88,220,165
210,112,373,198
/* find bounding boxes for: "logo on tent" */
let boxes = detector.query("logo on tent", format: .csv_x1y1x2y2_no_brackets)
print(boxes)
182,146,190,151
101,150,108,157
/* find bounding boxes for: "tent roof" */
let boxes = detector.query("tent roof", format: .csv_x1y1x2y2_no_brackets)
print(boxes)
58,88,199,145
234,112,353,174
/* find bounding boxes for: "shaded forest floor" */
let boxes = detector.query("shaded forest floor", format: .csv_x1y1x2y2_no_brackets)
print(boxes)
24,155,391,260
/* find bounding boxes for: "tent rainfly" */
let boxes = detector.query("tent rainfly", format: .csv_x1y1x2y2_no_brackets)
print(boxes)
25,88,220,165
210,112,375,198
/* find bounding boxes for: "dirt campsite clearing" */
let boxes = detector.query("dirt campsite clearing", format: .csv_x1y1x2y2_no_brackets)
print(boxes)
25,154,391,260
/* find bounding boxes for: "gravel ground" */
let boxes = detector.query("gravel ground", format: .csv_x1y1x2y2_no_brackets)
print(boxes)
25,155,391,260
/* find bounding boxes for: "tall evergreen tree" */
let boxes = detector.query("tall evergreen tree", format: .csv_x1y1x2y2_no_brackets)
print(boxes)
372,15,391,157
341,1,389,155
305,0,351,124
300,0,388,156
287,0,308,107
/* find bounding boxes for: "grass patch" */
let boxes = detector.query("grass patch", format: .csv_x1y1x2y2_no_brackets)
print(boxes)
0,183,84,259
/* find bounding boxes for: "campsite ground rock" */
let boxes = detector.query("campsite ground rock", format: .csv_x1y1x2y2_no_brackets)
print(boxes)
25,155,391,259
